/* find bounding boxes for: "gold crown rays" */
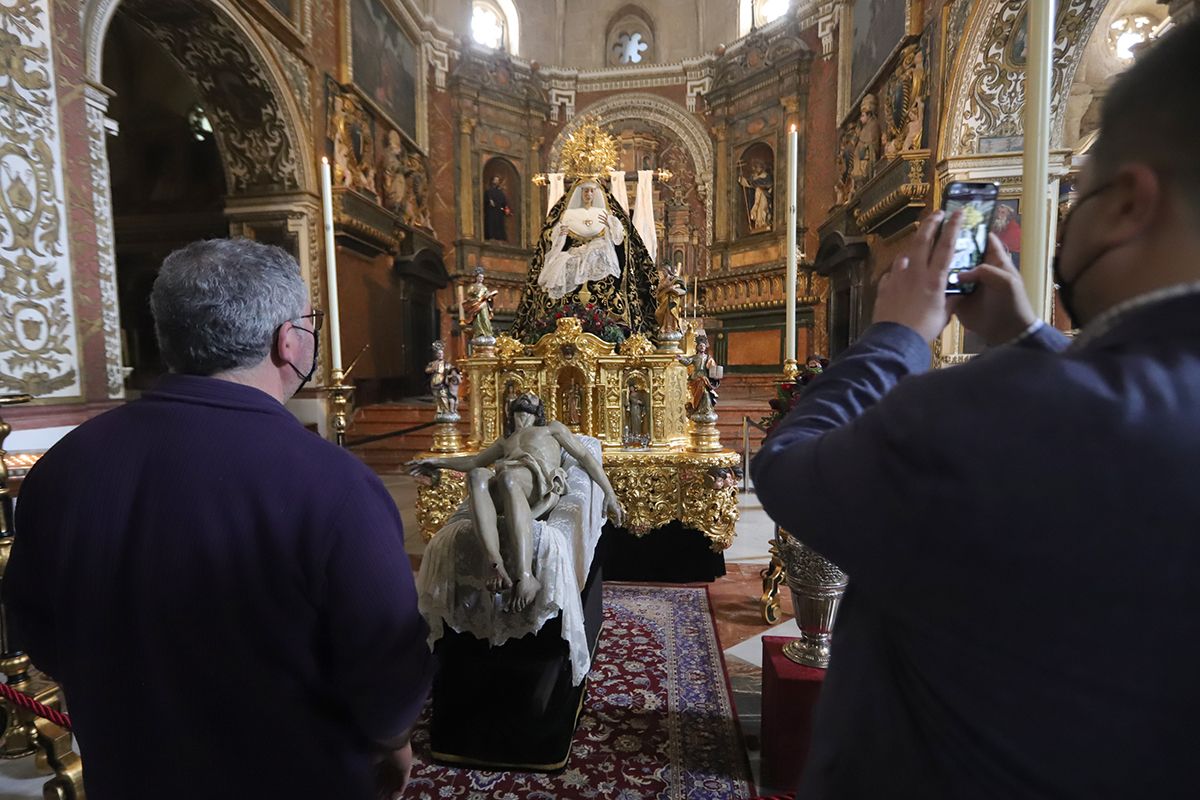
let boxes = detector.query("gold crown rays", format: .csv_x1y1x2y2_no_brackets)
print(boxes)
557,116,620,182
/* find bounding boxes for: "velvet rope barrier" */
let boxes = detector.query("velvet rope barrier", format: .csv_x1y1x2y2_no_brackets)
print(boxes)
0,681,71,731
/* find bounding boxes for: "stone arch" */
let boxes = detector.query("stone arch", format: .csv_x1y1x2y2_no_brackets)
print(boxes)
82,0,311,194
938,0,1108,158
551,93,715,244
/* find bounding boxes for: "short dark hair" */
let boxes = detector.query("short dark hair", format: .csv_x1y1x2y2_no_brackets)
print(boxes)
1090,20,1200,219
508,393,547,427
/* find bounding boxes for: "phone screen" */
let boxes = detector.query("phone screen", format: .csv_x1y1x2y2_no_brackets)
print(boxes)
942,184,998,294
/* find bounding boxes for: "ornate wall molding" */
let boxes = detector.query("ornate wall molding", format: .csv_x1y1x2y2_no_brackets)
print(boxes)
82,0,312,194
83,85,125,399
0,0,83,398
550,94,715,245
939,0,1106,157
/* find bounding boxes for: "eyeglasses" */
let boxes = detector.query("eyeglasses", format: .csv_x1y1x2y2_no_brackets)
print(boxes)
288,310,325,334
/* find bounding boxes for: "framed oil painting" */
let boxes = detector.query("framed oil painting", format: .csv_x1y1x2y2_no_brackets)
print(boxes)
261,0,304,36
851,0,909,105
344,0,419,142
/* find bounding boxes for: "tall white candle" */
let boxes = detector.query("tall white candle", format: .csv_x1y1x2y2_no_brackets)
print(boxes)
786,125,798,365
1021,1,1054,321
320,157,343,371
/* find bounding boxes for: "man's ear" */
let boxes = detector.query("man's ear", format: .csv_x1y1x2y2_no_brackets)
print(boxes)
1097,163,1162,250
271,322,292,366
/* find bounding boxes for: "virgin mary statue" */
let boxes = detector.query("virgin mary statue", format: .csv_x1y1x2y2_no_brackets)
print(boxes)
510,179,658,343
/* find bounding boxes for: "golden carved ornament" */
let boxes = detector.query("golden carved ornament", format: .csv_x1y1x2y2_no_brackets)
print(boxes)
557,116,620,181
415,450,739,549
416,470,468,540
494,334,525,363
620,334,656,359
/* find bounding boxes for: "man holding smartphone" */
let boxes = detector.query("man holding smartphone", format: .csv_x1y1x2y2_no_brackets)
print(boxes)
753,19,1200,799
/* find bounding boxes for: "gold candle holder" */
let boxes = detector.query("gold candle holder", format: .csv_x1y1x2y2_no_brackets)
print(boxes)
326,368,354,448
782,358,800,382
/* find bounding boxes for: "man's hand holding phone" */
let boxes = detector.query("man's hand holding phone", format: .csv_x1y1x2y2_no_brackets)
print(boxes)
953,233,1039,346
873,209,962,343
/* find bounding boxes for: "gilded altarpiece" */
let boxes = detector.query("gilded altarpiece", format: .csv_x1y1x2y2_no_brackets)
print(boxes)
415,318,739,551
0,0,82,398
449,46,548,324
703,18,820,364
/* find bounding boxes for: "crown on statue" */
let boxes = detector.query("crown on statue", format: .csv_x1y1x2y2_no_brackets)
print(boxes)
558,116,619,181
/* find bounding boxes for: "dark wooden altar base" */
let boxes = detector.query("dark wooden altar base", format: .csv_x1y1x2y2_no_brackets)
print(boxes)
600,521,727,582
430,542,606,772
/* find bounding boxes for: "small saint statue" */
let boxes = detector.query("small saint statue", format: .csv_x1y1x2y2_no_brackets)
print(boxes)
738,160,773,233
426,340,461,418
655,261,688,338
483,175,512,242
677,335,723,417
625,385,650,446
409,393,624,612
461,267,498,341
563,382,584,427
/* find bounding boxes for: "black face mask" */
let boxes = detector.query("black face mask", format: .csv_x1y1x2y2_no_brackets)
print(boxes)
1052,181,1115,327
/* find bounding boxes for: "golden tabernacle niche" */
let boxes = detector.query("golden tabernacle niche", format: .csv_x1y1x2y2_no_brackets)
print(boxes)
413,317,740,553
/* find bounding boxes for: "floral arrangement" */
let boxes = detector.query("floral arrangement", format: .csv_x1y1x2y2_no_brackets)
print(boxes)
759,359,828,433
536,302,630,344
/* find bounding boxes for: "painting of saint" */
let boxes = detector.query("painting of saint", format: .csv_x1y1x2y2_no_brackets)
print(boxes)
350,0,418,141
851,0,908,104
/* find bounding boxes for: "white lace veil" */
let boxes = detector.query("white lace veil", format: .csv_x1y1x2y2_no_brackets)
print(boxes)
565,180,606,211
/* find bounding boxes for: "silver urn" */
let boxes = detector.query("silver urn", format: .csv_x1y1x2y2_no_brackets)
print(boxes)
777,529,848,668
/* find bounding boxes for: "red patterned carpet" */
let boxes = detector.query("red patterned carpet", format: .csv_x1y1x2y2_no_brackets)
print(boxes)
401,583,754,799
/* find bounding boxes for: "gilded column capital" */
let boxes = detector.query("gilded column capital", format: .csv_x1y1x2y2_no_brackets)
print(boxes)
459,119,476,135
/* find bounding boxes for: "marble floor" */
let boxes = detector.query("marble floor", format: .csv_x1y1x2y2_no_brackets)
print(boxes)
0,479,798,797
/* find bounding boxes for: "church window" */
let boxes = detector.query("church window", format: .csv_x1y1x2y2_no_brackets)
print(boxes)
740,0,791,36
605,6,655,68
1107,13,1160,62
471,3,505,50
614,32,649,64
758,0,790,25
471,0,519,54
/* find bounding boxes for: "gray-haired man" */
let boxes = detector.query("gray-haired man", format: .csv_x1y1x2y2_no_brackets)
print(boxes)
6,238,432,800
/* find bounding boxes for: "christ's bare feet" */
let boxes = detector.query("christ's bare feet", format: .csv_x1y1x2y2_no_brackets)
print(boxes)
486,561,512,593
507,573,542,612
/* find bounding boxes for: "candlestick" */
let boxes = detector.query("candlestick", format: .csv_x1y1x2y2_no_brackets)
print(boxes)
320,157,343,371
1021,1,1054,321
785,125,799,376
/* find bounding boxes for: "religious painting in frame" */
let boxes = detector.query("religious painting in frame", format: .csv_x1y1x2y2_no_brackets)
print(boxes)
851,0,910,105
259,0,306,38
342,0,419,143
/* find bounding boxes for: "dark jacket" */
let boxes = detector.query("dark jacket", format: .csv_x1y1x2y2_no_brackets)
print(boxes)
752,293,1200,799
6,375,432,799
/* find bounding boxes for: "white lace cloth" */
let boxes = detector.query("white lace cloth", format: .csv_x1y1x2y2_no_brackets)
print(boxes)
416,436,605,686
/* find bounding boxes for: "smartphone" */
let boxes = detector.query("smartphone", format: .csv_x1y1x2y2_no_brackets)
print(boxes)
941,181,999,294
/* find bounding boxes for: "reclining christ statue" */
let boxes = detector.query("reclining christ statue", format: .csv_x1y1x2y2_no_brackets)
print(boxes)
410,393,623,612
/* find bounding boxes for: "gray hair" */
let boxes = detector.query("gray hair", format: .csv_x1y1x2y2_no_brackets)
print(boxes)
150,238,308,375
